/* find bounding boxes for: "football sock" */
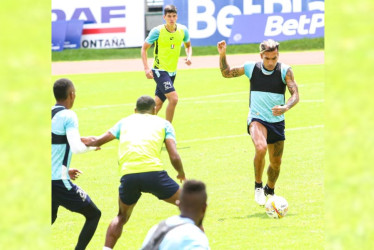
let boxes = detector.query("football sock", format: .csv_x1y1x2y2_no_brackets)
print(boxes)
264,184,274,196
75,202,102,250
255,182,263,189
103,247,112,250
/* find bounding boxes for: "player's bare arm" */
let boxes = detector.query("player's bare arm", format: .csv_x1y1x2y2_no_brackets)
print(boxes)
165,139,186,183
184,41,192,65
141,42,154,79
272,68,299,116
217,40,244,78
82,131,116,147
284,68,299,109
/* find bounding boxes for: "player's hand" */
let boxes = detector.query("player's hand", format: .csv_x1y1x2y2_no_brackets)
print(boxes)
185,57,192,66
272,105,289,116
69,168,82,180
81,136,94,146
177,172,186,183
217,40,227,54
145,69,154,79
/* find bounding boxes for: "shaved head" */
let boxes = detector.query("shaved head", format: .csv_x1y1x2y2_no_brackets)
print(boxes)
179,180,207,224
136,95,156,113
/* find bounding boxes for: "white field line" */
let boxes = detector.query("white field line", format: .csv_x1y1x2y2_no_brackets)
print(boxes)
178,124,324,143
100,124,324,150
76,82,324,111
77,98,323,110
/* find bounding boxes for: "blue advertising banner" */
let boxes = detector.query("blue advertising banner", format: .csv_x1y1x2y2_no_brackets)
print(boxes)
52,21,67,51
229,11,324,44
64,20,84,49
163,0,324,46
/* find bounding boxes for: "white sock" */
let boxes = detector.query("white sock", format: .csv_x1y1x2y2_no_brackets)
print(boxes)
103,247,112,250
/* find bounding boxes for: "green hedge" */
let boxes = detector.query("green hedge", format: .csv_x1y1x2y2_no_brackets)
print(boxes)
52,37,324,62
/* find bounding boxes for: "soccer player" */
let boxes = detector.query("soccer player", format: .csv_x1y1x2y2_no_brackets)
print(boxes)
51,78,101,250
81,95,186,250
141,180,209,250
141,4,192,123
217,39,299,206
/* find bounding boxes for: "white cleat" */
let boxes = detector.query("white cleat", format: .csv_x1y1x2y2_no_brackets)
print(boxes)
255,187,266,206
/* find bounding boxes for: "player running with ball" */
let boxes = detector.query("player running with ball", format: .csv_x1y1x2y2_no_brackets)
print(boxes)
217,39,299,206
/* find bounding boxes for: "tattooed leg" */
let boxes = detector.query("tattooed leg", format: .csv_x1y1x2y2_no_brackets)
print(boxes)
267,141,284,188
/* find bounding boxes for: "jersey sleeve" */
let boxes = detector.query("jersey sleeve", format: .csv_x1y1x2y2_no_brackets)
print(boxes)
281,63,291,84
109,119,123,139
182,26,190,43
244,61,256,79
145,26,161,44
164,121,176,142
65,110,79,132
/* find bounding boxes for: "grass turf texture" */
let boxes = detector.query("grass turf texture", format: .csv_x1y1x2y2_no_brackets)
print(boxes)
51,64,324,249
52,37,324,62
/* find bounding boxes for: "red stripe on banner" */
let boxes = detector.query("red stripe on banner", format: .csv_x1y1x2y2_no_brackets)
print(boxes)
82,27,126,35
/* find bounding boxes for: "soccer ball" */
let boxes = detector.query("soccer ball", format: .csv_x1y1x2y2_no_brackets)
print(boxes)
265,195,288,219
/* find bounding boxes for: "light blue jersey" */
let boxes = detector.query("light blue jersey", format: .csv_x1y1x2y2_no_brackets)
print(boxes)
51,105,78,186
142,215,210,250
244,61,290,123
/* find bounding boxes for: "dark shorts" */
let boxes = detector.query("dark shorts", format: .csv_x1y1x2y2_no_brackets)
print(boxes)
119,171,179,205
52,180,93,214
152,69,176,102
248,118,285,144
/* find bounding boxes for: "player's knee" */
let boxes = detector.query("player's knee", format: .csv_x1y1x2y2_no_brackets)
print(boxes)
156,102,163,109
255,144,267,156
94,208,102,221
270,158,282,168
81,203,102,221
167,94,178,105
117,213,129,225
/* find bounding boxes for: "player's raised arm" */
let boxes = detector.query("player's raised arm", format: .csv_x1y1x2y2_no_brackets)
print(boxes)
217,40,245,78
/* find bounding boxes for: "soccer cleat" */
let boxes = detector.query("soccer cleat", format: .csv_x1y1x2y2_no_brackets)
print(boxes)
254,187,266,206
264,185,275,197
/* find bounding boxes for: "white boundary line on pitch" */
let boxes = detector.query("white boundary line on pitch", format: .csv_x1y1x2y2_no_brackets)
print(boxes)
77,98,324,110
76,82,324,111
100,124,324,150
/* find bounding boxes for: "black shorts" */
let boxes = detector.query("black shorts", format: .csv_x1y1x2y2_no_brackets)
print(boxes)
119,171,179,205
152,69,176,102
52,180,93,213
248,118,285,144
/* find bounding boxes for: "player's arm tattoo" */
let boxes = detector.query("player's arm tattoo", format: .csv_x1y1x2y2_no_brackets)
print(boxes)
285,68,299,110
219,54,244,78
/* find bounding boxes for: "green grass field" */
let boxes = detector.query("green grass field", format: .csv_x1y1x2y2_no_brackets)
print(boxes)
51,64,324,249
52,37,324,62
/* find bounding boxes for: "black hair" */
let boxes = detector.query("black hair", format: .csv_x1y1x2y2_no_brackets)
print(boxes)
164,4,177,15
181,180,207,204
136,95,156,113
53,78,73,101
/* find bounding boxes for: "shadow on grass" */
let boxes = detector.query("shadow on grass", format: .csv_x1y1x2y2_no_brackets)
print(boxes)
218,212,297,221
